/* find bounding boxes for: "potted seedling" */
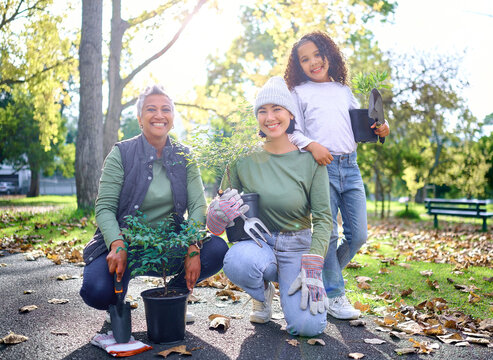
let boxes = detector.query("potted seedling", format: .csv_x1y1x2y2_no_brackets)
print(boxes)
350,70,390,143
185,107,263,242
120,213,205,344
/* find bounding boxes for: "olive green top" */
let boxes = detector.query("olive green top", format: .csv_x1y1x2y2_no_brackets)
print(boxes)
95,146,207,249
221,149,332,257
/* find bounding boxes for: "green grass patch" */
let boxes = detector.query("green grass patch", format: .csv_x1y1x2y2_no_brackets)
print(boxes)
344,243,493,320
0,195,77,207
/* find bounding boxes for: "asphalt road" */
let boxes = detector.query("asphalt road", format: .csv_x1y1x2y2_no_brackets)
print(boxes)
0,253,491,360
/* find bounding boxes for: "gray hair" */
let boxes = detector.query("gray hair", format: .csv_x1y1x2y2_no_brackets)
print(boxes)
136,84,174,117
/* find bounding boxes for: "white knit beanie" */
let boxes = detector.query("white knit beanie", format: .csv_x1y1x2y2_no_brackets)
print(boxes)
254,76,297,118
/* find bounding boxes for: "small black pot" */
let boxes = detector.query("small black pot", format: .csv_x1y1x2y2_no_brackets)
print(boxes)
349,109,378,143
141,286,189,344
226,193,259,243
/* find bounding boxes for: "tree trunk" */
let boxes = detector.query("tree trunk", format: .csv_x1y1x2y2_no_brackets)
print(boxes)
103,0,127,158
76,0,103,211
27,167,40,198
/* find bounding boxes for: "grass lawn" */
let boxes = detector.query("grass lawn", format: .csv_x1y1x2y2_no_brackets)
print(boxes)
1,195,491,320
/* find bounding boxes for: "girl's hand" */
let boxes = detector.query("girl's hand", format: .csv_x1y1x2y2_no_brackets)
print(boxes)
107,239,127,282
371,122,389,137
305,142,333,166
184,245,201,291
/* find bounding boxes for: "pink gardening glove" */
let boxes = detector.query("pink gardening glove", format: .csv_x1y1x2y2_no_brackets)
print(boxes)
288,254,329,315
206,188,249,235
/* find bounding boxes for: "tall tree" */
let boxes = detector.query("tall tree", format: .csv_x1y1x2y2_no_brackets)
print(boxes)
77,0,103,210
102,0,208,158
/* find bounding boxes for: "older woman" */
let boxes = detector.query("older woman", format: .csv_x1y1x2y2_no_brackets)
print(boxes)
206,77,333,337
80,84,228,322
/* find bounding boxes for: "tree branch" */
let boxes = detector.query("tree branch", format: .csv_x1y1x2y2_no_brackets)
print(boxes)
0,0,48,31
174,101,233,121
121,0,208,88
121,97,137,111
127,0,182,27
0,56,75,87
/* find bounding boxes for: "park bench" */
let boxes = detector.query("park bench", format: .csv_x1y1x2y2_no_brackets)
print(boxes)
424,198,493,232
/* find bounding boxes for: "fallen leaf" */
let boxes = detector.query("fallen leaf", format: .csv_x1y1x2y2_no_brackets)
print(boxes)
216,289,239,302
187,293,204,303
483,276,493,282
375,327,391,332
348,352,365,359
0,332,28,344
357,282,371,290
158,345,192,358
455,341,471,347
209,314,230,331
353,301,370,313
464,337,490,345
426,279,440,290
355,276,372,283
307,338,325,346
378,268,391,274
395,320,422,334
437,333,463,344
23,290,34,294
389,331,407,339
478,319,493,332
48,298,69,304
346,261,363,269
400,288,413,297
19,305,38,313
0,263,7,267
349,319,366,327
286,339,299,347
230,314,244,319
394,348,418,355
398,263,411,269
56,274,79,281
423,325,446,336
468,292,481,304
420,270,433,277
364,338,386,344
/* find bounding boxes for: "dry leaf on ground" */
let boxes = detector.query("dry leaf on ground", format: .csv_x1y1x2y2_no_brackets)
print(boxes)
420,270,433,277
364,338,386,344
354,301,370,313
19,305,38,313
0,332,28,344
355,276,372,283
400,288,413,297
158,345,192,358
349,319,366,327
307,338,325,346
208,314,230,331
215,289,239,302
23,290,34,294
50,331,69,336
437,332,463,344
286,339,299,346
394,347,418,355
48,298,69,304
348,352,365,359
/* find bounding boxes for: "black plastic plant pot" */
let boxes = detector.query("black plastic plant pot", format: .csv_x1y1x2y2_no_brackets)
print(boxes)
141,287,189,344
349,109,378,143
226,193,259,243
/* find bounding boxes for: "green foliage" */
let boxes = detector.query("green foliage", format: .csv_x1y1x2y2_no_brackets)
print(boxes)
351,70,391,97
394,208,421,220
122,212,206,294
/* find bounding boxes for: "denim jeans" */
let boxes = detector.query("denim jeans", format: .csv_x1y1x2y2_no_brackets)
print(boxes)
223,229,327,337
324,152,367,298
80,235,228,310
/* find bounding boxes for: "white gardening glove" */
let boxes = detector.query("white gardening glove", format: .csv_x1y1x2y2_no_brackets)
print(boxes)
288,254,329,315
206,188,249,235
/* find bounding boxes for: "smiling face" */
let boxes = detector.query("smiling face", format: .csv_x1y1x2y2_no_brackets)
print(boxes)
257,104,293,139
138,94,174,142
297,40,330,83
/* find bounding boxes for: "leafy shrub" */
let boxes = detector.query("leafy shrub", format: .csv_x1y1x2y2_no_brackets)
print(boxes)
395,208,421,220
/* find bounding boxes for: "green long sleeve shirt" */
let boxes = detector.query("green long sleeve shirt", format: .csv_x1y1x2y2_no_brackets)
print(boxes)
95,146,207,249
221,149,332,257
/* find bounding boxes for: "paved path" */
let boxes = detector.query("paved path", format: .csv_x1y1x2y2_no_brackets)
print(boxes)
0,253,491,359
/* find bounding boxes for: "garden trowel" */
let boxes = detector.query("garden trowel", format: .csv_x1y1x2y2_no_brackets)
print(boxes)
109,273,131,343
368,88,386,144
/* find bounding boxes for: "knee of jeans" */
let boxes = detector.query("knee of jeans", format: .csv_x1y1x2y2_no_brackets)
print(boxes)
353,228,367,248
286,311,327,337
80,281,113,310
223,247,264,291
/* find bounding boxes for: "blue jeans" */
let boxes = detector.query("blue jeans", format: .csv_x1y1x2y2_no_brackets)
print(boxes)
324,152,367,298
223,229,327,337
80,235,228,310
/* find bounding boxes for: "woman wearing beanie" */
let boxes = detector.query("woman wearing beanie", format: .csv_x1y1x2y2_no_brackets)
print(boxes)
206,76,333,337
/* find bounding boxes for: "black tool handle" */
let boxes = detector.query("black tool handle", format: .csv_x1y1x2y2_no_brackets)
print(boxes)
114,273,124,301
379,136,385,144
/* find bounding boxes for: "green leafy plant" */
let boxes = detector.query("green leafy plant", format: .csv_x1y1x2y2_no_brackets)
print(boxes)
121,212,206,295
352,70,391,98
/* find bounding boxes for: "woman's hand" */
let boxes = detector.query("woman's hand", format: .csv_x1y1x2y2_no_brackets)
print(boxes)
184,245,201,291
305,142,333,166
106,239,127,282
371,122,390,138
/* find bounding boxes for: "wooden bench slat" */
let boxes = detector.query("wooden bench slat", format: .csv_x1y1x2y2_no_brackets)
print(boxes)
425,198,491,231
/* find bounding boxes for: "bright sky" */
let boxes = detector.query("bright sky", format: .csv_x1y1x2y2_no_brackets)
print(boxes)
143,0,493,128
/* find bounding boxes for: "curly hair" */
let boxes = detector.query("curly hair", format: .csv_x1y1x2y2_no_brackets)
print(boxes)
284,31,349,90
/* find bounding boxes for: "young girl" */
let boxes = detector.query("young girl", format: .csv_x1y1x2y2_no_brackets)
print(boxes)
206,76,333,337
284,31,389,320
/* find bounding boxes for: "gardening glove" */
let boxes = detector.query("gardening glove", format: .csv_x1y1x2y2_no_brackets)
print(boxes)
91,332,152,356
288,254,329,315
206,188,249,235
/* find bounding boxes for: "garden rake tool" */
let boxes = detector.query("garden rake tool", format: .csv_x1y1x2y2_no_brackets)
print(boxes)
239,213,271,248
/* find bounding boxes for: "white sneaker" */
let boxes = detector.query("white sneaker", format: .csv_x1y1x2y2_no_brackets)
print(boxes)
249,282,275,324
327,295,361,320
186,311,195,323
